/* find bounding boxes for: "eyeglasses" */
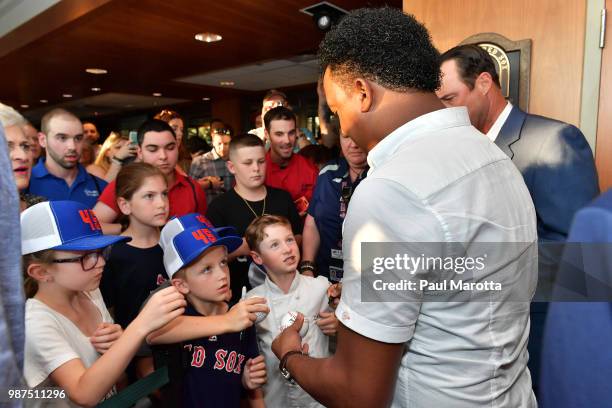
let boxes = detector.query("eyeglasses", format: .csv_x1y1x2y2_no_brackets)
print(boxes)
212,128,231,136
51,247,111,271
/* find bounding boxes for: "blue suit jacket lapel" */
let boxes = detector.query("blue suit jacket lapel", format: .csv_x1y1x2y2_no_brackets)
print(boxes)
495,106,526,159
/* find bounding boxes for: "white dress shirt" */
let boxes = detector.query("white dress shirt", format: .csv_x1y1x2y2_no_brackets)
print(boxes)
486,101,513,142
248,273,330,408
336,107,538,407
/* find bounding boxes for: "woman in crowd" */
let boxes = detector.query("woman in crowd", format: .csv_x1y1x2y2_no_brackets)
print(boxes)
22,200,185,407
0,102,44,211
301,133,367,282
87,131,137,182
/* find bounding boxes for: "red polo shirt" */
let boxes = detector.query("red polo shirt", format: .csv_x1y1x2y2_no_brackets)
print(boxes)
98,170,207,217
265,151,318,204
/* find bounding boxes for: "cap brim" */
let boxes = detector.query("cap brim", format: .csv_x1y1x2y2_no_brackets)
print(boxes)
53,234,131,251
179,235,243,270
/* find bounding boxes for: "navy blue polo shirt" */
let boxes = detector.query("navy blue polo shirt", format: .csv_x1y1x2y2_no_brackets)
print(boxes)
307,158,366,281
28,158,107,209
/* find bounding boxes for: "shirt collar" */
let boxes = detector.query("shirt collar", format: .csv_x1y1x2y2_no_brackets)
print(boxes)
485,101,513,142
169,169,187,190
31,157,86,182
265,151,294,170
367,107,471,171
264,272,300,296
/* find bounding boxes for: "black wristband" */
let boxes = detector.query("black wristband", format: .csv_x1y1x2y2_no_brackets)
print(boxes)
299,260,317,275
279,350,303,382
112,156,125,165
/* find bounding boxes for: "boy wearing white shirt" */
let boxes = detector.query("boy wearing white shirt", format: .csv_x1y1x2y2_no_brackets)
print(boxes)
246,215,338,408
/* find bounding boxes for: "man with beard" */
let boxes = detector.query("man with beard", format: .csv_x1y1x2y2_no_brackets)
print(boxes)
28,109,106,208
264,106,318,216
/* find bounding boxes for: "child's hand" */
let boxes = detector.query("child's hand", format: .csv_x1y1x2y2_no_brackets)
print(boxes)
90,323,122,354
327,283,342,309
242,355,267,390
316,311,339,336
134,286,186,334
226,297,269,332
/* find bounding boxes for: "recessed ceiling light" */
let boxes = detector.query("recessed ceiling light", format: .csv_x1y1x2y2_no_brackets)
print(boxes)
219,81,234,86
85,68,108,75
62,94,72,98
202,97,210,101
40,99,48,103
152,92,162,97
91,87,101,92
20,104,29,109
195,32,222,43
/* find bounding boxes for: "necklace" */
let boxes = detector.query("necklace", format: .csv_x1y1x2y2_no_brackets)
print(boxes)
237,188,266,217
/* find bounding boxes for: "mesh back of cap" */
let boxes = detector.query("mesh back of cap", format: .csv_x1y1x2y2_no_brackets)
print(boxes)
21,203,60,254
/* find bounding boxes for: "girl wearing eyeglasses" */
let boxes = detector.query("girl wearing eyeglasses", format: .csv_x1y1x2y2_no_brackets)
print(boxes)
22,200,185,407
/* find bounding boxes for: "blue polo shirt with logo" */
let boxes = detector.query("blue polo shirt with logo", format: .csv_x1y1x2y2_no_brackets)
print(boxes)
28,159,107,208
307,158,366,281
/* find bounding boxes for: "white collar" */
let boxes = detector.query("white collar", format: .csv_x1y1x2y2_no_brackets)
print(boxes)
485,101,513,142
367,107,471,172
264,271,300,296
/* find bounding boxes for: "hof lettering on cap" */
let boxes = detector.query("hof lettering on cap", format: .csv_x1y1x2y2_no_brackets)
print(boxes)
196,214,213,228
192,228,217,244
79,209,101,231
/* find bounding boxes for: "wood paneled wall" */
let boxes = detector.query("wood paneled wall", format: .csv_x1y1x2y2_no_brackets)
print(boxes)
404,0,587,127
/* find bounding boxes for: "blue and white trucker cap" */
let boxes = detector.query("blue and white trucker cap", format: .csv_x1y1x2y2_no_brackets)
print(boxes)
161,218,242,278
21,201,130,255
159,212,236,252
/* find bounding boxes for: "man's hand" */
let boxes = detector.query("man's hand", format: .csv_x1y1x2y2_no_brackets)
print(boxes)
225,297,269,332
272,312,309,360
242,355,267,390
90,323,123,354
316,311,338,336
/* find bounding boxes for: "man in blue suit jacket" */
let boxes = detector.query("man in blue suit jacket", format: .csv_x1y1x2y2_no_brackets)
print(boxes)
437,44,599,391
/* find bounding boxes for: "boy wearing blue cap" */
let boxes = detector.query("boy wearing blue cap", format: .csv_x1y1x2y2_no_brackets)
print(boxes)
148,217,269,407
21,200,186,407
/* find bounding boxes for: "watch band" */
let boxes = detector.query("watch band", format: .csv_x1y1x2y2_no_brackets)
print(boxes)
279,350,303,382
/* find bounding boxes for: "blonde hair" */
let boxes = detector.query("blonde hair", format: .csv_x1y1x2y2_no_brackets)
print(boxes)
22,249,55,298
94,132,128,173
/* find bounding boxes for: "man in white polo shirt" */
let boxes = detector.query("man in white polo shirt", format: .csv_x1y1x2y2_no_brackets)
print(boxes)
271,7,538,408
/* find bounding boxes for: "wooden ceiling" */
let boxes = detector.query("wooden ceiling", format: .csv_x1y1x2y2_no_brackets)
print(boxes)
0,0,400,117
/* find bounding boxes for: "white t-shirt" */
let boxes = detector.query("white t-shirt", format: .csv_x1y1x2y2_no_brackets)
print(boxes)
24,289,115,407
336,107,538,407
248,273,330,408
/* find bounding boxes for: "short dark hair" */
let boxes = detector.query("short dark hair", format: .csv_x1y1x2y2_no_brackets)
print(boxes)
185,136,211,155
439,44,501,89
318,7,440,92
263,106,296,131
229,133,264,159
137,119,175,145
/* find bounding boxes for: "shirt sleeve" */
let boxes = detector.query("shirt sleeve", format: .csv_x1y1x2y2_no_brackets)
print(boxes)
100,248,116,309
24,307,80,387
206,197,225,227
97,180,119,213
283,191,303,234
307,172,324,218
335,177,444,344
191,177,208,214
244,325,260,360
303,161,319,202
